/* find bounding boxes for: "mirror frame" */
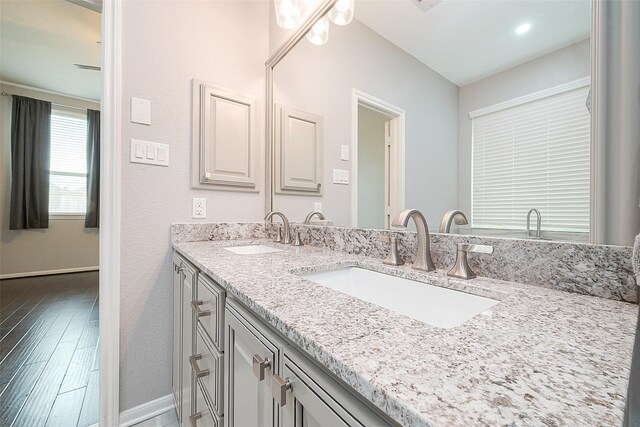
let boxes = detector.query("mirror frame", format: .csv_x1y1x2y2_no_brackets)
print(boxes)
266,0,603,244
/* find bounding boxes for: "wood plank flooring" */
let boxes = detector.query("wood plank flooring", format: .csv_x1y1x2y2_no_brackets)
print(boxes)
0,271,99,427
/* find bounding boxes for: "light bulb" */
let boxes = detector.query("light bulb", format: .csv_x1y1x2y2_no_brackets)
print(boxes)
306,16,330,45
275,0,301,30
328,0,354,26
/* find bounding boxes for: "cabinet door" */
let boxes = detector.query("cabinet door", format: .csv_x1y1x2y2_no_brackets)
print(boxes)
182,263,197,426
279,350,392,427
172,256,184,422
224,304,279,427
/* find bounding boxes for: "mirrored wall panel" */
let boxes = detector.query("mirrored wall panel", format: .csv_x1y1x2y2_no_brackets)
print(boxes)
272,0,594,242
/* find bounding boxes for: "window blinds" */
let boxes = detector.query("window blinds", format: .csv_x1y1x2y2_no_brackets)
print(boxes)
471,85,590,233
49,110,88,214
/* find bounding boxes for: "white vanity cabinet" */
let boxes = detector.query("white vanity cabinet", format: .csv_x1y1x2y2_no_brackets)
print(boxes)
224,302,280,427
172,255,225,426
223,300,394,427
173,252,395,427
173,253,197,424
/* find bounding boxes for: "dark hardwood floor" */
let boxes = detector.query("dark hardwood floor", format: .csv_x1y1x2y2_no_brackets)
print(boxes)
0,271,99,427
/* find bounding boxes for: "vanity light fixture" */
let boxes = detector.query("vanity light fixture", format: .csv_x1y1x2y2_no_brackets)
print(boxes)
515,22,532,35
274,0,302,29
306,16,330,45
328,0,355,26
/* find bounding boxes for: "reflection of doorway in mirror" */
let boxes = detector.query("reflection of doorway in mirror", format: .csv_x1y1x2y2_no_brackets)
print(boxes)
352,90,405,229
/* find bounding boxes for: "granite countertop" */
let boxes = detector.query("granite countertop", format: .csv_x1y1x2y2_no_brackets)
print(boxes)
173,239,639,427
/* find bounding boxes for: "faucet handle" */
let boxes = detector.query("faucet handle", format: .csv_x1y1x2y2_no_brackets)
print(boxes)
274,224,283,243
291,230,304,246
380,235,404,266
461,243,494,255
447,243,493,280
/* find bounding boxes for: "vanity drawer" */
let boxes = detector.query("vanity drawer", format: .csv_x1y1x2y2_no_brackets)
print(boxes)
191,378,222,427
195,274,225,352
193,323,224,416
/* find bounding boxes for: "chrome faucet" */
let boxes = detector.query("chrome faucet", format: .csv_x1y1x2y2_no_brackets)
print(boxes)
265,211,292,244
303,211,325,224
438,210,468,233
391,209,435,272
526,208,542,239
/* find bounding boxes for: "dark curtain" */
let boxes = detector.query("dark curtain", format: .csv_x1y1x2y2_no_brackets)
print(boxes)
85,109,100,228
9,95,52,230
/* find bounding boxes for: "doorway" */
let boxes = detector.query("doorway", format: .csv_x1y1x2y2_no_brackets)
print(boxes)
351,90,405,228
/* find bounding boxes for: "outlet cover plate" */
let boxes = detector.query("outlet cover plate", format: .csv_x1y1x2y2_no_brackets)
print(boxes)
192,198,206,219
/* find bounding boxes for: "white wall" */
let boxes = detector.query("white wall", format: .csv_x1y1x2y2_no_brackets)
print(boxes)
119,0,268,411
0,82,99,277
457,40,591,230
273,19,459,227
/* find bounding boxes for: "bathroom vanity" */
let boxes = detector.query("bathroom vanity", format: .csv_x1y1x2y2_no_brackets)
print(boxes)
170,228,638,427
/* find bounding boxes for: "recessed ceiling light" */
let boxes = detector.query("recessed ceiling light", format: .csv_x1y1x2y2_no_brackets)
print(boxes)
515,22,532,35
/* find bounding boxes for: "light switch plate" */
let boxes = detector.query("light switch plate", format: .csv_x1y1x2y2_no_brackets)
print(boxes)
131,97,151,125
192,198,206,219
332,169,349,185
340,145,350,161
130,139,169,166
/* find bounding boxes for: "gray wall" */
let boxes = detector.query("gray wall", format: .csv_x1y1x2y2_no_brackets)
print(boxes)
273,19,459,227
0,83,99,277
457,40,591,231
119,0,268,411
357,106,386,229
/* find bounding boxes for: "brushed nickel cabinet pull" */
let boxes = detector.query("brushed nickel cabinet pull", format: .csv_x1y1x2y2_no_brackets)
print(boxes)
252,354,271,381
189,411,204,427
190,301,211,317
271,374,292,407
189,354,210,378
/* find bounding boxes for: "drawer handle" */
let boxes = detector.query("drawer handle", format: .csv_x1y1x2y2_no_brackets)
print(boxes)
189,411,204,427
190,301,211,317
252,354,271,381
189,354,210,378
271,374,292,407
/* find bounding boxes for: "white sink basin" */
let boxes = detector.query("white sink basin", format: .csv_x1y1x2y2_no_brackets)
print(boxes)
301,267,499,328
224,245,282,255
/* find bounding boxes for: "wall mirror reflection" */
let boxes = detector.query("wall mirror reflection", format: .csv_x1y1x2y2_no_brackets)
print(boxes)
269,0,640,244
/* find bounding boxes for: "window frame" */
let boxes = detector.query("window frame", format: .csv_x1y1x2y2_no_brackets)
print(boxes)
48,107,89,218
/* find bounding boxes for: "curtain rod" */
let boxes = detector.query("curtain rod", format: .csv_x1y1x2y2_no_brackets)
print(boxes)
1,91,90,112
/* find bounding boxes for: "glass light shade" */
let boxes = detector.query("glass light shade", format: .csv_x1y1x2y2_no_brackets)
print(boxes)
274,0,301,30
328,0,354,26
306,16,330,45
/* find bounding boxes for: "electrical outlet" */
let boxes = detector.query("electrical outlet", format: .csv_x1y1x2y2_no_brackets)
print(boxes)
314,202,322,212
192,198,206,219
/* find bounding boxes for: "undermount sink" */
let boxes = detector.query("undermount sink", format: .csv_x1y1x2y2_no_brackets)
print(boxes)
301,267,499,328
224,245,282,255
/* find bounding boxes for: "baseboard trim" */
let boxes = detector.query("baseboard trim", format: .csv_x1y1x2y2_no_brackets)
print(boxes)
119,394,175,427
0,266,99,280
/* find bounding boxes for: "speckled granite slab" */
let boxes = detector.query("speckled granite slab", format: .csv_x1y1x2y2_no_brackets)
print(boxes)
171,222,267,243
172,239,638,427
171,222,636,302
271,224,637,303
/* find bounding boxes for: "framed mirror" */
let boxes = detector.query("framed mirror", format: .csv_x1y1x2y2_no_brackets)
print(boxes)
266,0,639,245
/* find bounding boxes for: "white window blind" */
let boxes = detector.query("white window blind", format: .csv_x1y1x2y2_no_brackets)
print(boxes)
49,109,87,215
471,85,590,233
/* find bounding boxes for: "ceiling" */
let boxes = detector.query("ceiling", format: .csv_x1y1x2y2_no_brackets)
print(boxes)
354,0,591,86
0,0,101,100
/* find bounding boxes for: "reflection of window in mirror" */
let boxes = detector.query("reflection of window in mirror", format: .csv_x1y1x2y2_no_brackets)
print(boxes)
470,79,591,240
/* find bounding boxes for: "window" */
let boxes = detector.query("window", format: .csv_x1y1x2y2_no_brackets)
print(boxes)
49,109,87,215
471,82,591,233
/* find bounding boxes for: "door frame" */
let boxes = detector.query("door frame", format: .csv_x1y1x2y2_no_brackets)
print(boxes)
350,89,405,228
99,0,122,425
